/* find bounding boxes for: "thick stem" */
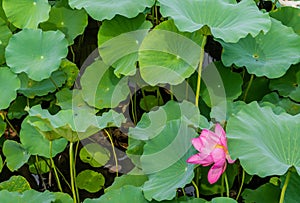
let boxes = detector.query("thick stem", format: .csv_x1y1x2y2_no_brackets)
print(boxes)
49,141,62,192
104,129,119,177
69,142,77,203
243,74,254,102
191,180,199,198
224,172,230,197
279,170,291,203
195,35,207,107
236,168,245,200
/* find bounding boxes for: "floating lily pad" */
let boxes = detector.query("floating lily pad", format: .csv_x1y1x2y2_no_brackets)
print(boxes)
220,19,300,78
79,143,110,167
20,116,68,158
139,20,203,85
270,7,300,35
0,67,20,109
3,140,30,171
18,70,66,98
0,176,31,193
76,170,105,193
5,29,68,81
226,102,300,177
68,0,154,21
269,64,300,102
98,14,152,76
40,6,88,44
0,18,12,65
2,0,50,29
159,0,271,43
80,60,130,109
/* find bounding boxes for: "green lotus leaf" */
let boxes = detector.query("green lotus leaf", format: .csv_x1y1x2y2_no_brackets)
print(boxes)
226,102,300,177
139,20,203,85
220,19,300,78
40,6,88,44
28,157,50,174
270,7,300,35
68,0,154,21
0,18,12,65
79,143,110,167
98,14,152,76
0,67,20,109
18,70,66,98
261,92,300,115
0,190,55,203
76,170,105,193
84,185,148,203
0,0,6,21
81,60,130,109
5,29,68,81
7,96,27,119
3,140,30,171
200,62,243,107
269,64,300,102
59,59,79,88
210,101,246,123
3,0,50,29
158,0,271,43
242,183,280,203
20,117,68,158
0,176,31,193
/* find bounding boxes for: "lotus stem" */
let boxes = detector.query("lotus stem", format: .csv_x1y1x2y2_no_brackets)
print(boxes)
195,35,207,107
243,74,254,102
69,142,77,203
49,141,63,192
279,170,291,203
236,168,245,200
192,180,199,198
224,172,230,197
104,129,119,177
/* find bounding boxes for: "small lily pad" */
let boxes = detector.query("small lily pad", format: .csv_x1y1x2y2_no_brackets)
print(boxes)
3,140,30,171
0,67,20,109
76,170,105,193
79,143,110,167
5,29,68,81
0,176,31,193
3,0,50,29
40,6,88,44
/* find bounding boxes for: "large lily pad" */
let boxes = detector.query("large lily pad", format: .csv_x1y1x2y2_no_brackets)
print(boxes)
269,64,300,102
5,29,68,81
220,19,300,78
158,0,271,43
98,14,152,76
139,20,203,85
18,70,66,98
128,101,208,201
226,102,300,177
40,6,88,44
0,190,55,203
2,0,50,29
80,60,130,109
0,176,31,193
0,18,12,65
0,67,20,109
20,116,68,158
270,7,300,35
68,0,154,21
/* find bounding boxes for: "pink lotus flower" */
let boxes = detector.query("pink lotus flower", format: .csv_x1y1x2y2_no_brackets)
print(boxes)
187,123,235,184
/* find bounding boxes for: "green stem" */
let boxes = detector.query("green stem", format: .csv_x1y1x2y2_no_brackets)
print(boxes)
3,114,19,137
191,180,199,198
195,35,207,107
224,172,230,197
70,46,76,63
272,0,278,11
279,170,291,203
104,129,119,177
236,168,245,201
243,74,254,102
69,142,77,203
49,141,63,192
141,88,149,111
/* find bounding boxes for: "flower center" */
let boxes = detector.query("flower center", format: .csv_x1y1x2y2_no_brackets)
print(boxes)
215,144,228,154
